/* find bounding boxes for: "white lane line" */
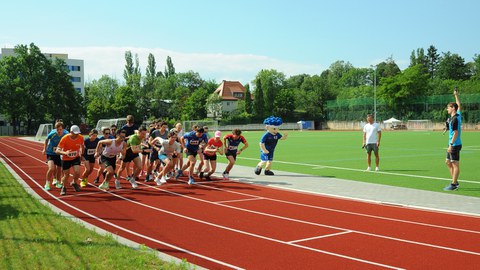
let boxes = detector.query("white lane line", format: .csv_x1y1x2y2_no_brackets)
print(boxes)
0,151,243,270
141,182,480,257
236,156,480,184
216,197,264,204
288,231,353,244
4,140,480,258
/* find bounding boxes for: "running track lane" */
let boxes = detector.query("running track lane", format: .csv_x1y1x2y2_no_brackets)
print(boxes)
1,137,479,269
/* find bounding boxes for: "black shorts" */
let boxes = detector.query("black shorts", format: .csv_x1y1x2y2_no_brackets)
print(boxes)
62,157,81,170
83,155,95,164
365,143,379,154
100,155,117,170
225,151,237,160
123,148,139,163
186,149,198,158
204,154,217,161
446,145,462,162
149,149,159,162
47,154,62,166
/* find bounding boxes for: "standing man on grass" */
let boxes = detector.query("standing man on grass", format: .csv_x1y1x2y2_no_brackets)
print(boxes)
444,88,462,191
55,125,85,196
362,114,381,172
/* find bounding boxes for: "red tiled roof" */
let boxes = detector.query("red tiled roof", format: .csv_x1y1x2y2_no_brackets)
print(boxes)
214,80,249,101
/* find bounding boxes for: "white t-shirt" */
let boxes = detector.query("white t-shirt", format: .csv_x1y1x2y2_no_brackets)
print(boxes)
363,123,381,144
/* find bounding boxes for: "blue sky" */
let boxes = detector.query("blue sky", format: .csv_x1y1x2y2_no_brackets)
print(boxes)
1,0,478,85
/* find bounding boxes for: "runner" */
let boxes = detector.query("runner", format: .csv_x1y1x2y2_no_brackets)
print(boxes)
223,128,248,180
151,130,181,185
95,130,128,190
179,127,208,185
116,126,147,189
202,130,224,181
80,129,100,187
42,120,68,190
55,125,85,196
93,127,114,184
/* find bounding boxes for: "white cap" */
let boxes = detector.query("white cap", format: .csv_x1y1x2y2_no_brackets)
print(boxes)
70,125,81,134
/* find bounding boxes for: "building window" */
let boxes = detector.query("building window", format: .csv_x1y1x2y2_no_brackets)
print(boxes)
70,76,81,82
233,92,244,98
68,65,81,71
75,88,82,92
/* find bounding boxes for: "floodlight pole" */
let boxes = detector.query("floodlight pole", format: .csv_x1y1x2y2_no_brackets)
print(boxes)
374,67,377,122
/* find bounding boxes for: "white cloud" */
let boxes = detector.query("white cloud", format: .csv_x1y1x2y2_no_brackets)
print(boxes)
41,46,323,84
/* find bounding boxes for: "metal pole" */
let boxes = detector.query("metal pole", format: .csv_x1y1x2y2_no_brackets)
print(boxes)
374,67,377,122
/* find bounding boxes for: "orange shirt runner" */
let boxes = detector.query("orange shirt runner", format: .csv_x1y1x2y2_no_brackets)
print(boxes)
57,134,84,161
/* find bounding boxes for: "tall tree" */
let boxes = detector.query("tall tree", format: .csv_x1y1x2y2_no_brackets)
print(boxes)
244,83,253,114
427,45,440,79
253,77,265,118
85,75,119,125
437,52,469,80
256,69,285,116
165,56,175,78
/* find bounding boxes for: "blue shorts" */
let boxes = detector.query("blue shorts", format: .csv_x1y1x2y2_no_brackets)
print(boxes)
260,151,274,161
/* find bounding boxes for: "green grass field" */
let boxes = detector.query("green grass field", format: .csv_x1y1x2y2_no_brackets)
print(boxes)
216,130,480,197
0,163,191,270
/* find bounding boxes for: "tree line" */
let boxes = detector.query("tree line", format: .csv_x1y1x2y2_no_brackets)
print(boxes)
1,43,479,135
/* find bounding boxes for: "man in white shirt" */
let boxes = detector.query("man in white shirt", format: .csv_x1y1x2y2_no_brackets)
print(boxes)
362,114,381,171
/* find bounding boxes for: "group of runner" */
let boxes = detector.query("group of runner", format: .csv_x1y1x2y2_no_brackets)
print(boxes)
42,115,249,196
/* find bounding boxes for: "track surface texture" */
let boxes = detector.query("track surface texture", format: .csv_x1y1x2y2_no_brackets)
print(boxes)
1,137,479,269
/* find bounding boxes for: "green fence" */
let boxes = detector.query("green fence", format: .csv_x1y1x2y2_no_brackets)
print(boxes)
326,94,480,123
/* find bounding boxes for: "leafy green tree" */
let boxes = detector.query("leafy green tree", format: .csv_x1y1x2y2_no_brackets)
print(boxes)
376,57,401,82
244,83,253,114
206,92,222,119
85,75,118,125
427,45,440,79
378,65,429,118
182,88,209,120
165,56,175,78
113,85,138,120
437,52,469,81
253,77,265,118
255,69,285,115
273,88,295,119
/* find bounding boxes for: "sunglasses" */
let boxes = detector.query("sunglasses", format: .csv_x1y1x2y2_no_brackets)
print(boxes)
104,132,110,135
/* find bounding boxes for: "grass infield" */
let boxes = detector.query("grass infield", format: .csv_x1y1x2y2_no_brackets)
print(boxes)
216,130,480,197
0,162,191,270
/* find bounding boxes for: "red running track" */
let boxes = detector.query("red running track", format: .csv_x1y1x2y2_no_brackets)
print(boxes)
1,137,479,269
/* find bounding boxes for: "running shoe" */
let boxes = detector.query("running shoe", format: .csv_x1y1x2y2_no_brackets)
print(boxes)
99,181,109,190
443,183,459,191
366,167,371,171
254,166,262,175
160,176,167,184
222,172,229,180
52,178,58,186
44,181,51,191
264,170,274,176
80,178,88,187
188,176,195,185
175,169,184,179
145,175,151,182
199,172,204,180
55,181,63,188
93,177,99,184
71,183,81,192
115,179,122,189
128,177,138,189
60,186,67,196
375,167,380,172
205,175,212,181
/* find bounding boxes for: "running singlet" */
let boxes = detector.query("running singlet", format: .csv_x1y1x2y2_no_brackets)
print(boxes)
158,138,181,158
84,137,100,156
224,134,247,152
102,139,124,158
57,134,84,161
128,133,143,153
449,110,462,146
183,131,208,152
46,129,69,155
204,138,223,156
